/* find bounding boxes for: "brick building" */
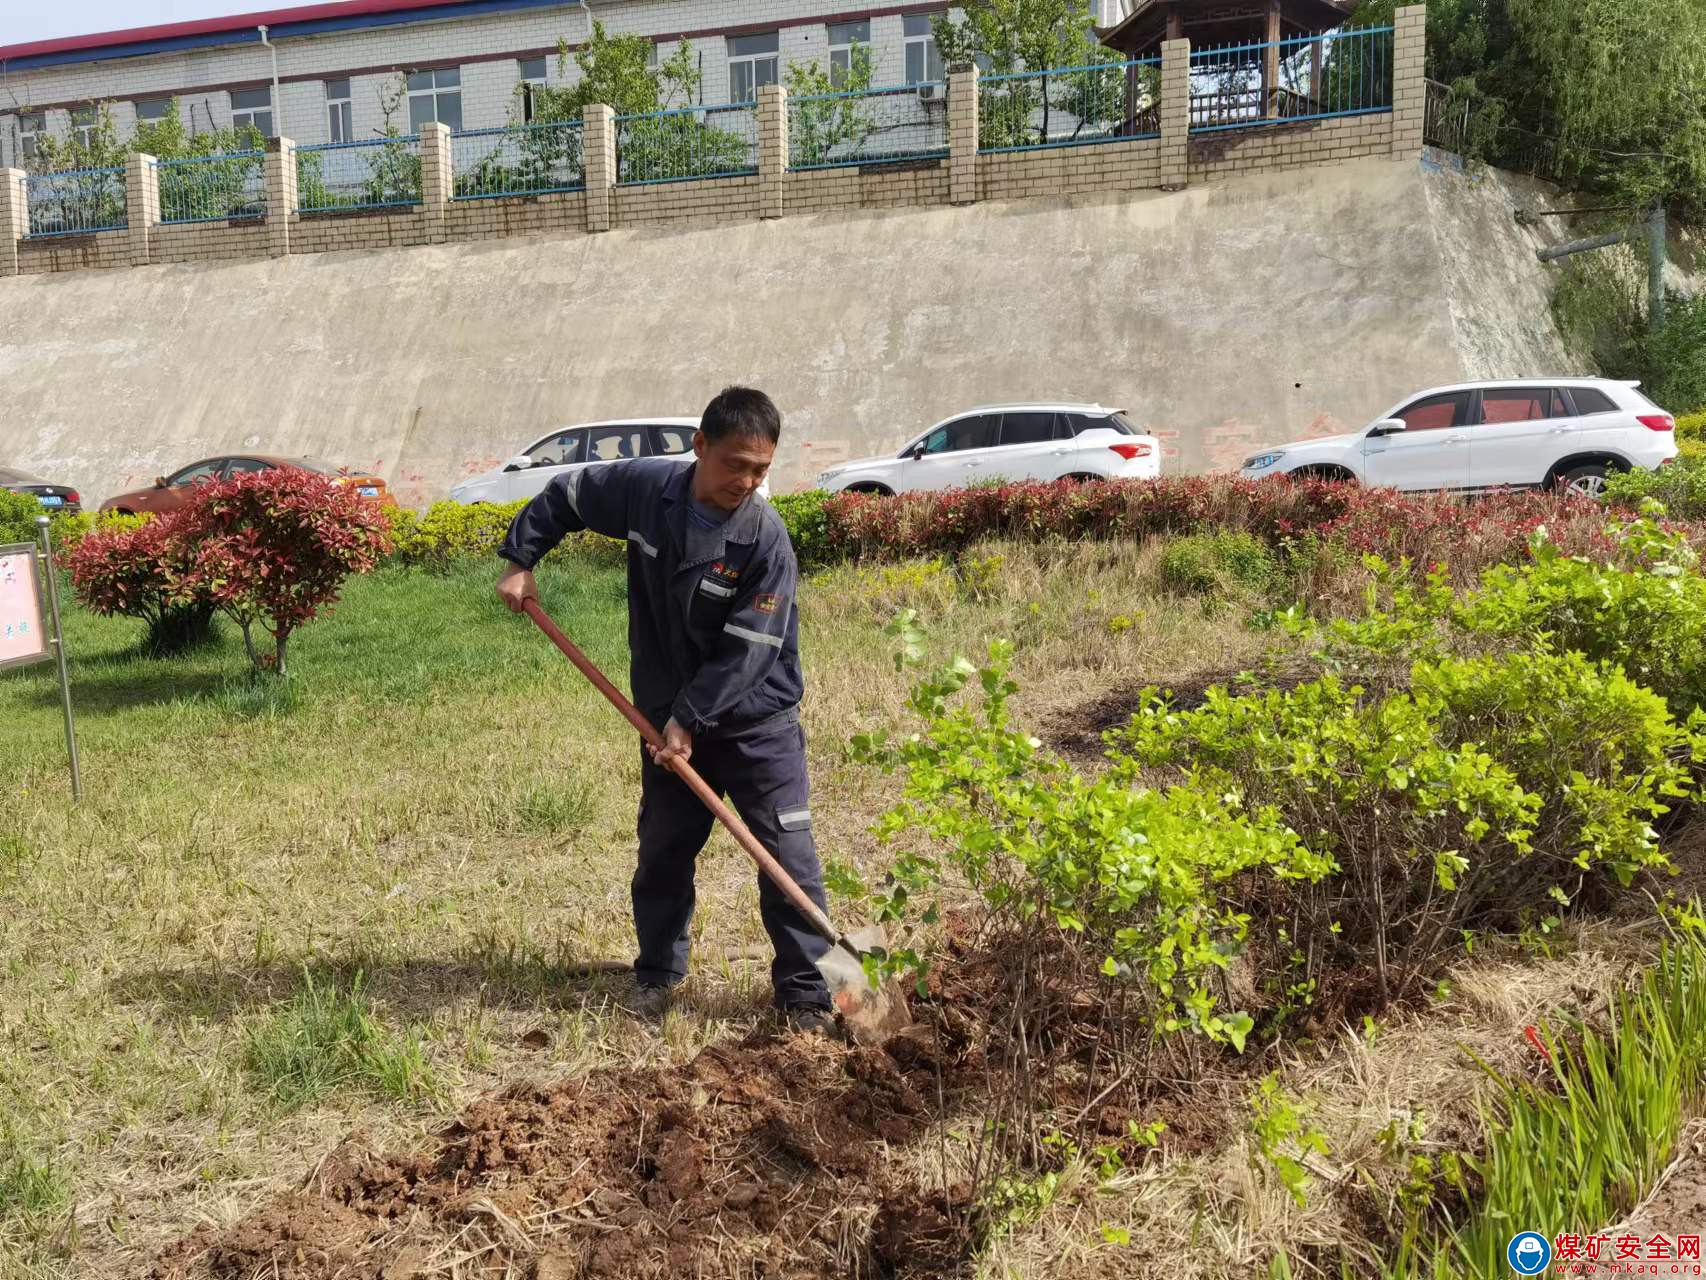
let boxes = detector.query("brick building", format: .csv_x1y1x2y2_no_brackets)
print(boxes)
0,0,1138,167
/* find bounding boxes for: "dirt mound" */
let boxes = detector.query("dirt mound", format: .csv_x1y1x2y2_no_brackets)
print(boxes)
152,1035,969,1280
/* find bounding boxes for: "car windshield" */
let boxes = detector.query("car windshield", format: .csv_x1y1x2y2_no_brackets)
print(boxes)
1106,413,1137,436
293,458,345,475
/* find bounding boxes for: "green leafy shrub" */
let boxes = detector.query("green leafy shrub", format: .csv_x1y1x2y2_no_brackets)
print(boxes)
388,499,623,570
769,490,831,568
848,636,1332,1050
1112,674,1541,1007
1157,531,1277,599
1458,513,1706,717
0,488,41,546
1605,454,1706,518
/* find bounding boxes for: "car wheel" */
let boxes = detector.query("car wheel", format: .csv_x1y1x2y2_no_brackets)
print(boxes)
846,483,893,496
1557,463,1610,499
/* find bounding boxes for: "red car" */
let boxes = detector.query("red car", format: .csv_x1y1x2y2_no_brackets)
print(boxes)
100,455,394,515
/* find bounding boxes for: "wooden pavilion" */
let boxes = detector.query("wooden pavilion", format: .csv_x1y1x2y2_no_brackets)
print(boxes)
1099,0,1359,126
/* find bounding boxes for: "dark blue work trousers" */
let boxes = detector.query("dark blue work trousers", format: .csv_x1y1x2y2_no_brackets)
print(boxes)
632,710,832,1010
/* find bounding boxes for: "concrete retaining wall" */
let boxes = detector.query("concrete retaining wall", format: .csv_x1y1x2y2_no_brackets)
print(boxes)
1,154,1581,509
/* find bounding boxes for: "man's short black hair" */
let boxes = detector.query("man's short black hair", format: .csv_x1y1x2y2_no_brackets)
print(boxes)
701,386,781,445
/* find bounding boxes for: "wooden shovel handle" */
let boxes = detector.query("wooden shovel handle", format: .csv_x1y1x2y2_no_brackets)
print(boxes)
522,598,844,948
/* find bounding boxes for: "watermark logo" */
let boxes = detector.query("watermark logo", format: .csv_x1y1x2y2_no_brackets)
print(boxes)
1509,1232,1553,1275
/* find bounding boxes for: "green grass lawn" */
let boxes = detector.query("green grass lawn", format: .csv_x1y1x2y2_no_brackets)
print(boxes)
0,541,1258,1278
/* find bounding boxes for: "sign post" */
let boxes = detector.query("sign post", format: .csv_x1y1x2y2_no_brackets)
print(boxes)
1,519,80,799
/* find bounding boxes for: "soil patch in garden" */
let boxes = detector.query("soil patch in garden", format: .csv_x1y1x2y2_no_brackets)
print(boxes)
151,911,1234,1279
153,1032,966,1280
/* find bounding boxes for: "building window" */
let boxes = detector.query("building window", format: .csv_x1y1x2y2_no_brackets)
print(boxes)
134,97,173,127
407,68,462,132
230,87,274,136
828,20,870,88
71,106,100,147
727,32,779,103
17,112,43,161
325,79,352,143
904,14,944,85
518,57,547,122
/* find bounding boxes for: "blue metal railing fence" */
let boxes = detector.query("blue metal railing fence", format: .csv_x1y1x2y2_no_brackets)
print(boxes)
452,120,586,200
25,166,128,238
1187,25,1393,132
614,102,758,185
295,135,423,213
977,58,1163,153
156,150,266,224
787,82,950,170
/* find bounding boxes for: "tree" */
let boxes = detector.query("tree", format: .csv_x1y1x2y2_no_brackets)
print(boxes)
933,0,1130,149
1361,0,1706,218
785,45,879,167
486,21,749,185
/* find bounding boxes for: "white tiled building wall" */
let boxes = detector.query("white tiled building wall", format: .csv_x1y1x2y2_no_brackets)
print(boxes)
0,0,977,169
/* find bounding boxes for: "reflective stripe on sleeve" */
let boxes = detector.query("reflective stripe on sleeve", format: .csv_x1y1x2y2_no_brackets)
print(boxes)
724,622,782,649
627,530,659,558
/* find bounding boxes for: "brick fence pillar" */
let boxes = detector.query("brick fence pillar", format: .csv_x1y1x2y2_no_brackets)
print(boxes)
758,83,787,220
584,103,616,232
0,169,26,276
419,121,453,242
1391,4,1427,159
125,151,159,267
948,63,979,205
1160,39,1191,189
264,136,297,258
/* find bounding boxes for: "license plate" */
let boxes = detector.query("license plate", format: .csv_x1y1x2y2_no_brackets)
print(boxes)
37,495,63,507
358,486,379,497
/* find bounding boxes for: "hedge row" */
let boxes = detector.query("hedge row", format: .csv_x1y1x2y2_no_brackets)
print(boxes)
370,477,1652,578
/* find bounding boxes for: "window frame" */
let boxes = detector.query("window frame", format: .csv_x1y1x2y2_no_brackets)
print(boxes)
649,425,695,457
168,458,228,487
134,97,173,127
325,79,353,144
70,106,100,147
518,58,548,123
230,87,275,137
1567,385,1621,417
997,411,1058,447
221,458,273,478
583,425,647,464
727,32,780,104
827,20,871,89
920,414,998,455
1389,391,1472,433
1474,387,1561,427
17,111,43,161
406,67,463,133
523,429,586,468
904,13,945,85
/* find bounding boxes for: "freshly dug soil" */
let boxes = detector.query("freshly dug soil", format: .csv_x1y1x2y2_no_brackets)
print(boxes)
152,1033,972,1280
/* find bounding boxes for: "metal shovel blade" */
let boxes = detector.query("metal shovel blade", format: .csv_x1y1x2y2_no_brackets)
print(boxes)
816,924,912,1046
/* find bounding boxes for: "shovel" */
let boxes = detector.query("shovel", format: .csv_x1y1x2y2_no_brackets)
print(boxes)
522,598,911,1045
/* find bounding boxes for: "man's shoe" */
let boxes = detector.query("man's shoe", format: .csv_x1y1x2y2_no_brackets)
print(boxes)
623,983,672,1021
783,1005,837,1038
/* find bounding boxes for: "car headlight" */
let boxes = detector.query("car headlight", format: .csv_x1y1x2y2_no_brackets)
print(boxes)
1244,452,1286,471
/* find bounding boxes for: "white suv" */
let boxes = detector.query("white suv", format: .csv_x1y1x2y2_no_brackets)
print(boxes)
815,403,1160,494
451,418,766,505
1241,379,1678,496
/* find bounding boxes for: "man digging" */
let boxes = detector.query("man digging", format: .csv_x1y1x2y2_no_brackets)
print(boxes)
495,387,837,1036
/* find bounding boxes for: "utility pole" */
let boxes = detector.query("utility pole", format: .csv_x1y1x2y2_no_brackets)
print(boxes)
1535,202,1668,334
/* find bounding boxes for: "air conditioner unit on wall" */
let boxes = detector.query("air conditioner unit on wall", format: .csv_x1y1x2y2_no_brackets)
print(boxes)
917,83,943,104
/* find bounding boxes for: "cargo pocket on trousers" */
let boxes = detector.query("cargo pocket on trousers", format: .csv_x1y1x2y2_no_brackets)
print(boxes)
777,807,812,834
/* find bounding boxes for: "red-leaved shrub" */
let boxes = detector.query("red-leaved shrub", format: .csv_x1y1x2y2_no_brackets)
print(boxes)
820,476,1647,582
70,470,390,675
67,514,216,655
